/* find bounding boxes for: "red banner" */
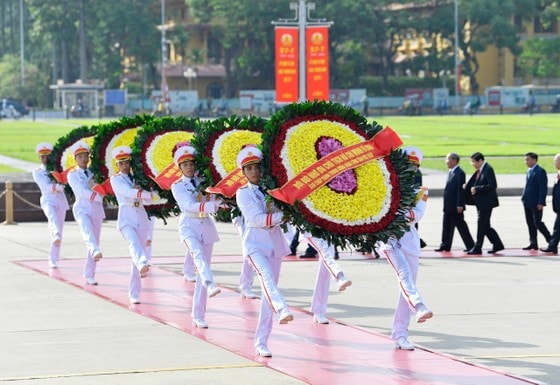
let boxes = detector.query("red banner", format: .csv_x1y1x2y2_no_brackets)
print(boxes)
306,25,329,101
205,168,246,198
268,127,402,205
151,162,182,190
275,27,299,103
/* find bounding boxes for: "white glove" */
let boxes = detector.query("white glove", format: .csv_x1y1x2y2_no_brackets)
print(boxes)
151,190,161,202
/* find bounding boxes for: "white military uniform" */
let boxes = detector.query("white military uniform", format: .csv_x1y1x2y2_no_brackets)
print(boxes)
377,187,429,341
171,174,221,322
236,181,291,348
110,171,152,301
67,164,105,281
32,163,69,267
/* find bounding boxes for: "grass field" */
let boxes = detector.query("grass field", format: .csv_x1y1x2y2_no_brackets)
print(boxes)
0,114,558,174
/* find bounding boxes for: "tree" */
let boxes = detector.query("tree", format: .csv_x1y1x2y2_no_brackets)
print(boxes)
458,0,538,93
518,37,560,85
0,54,49,106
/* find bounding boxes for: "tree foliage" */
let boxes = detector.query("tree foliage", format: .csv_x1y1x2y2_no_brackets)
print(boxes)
0,0,559,106
518,37,560,84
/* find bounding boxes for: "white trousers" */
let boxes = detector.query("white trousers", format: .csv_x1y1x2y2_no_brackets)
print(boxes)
183,239,214,320
247,250,286,348
307,237,343,315
382,247,423,340
120,225,150,299
74,212,102,279
238,257,255,292
42,203,66,264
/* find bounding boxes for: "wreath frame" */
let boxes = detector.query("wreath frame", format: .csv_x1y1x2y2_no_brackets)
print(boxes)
89,115,154,206
131,115,200,221
192,115,267,221
261,100,417,249
47,124,98,199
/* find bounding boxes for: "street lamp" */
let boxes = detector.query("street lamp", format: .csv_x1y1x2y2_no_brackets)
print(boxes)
183,67,197,91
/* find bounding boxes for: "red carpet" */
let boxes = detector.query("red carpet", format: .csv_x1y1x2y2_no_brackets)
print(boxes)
15,256,540,385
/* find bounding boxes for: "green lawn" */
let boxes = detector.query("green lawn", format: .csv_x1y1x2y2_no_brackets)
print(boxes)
1,114,558,174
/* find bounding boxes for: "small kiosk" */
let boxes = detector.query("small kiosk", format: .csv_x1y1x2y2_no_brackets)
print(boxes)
49,80,104,117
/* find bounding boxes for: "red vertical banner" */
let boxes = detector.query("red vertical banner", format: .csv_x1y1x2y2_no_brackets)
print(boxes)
306,25,330,101
275,27,299,103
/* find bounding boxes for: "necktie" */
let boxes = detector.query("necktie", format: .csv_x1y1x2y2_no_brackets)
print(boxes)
475,169,481,181
191,178,197,187
128,174,134,183
258,186,266,195
84,169,89,178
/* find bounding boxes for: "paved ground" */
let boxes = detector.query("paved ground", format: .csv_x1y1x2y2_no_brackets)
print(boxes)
1,156,559,384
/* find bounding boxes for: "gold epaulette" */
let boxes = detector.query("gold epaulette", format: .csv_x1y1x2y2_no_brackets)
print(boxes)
415,187,428,203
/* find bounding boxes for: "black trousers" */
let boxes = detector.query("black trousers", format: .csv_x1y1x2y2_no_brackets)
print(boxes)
440,210,475,250
475,207,504,249
523,205,551,246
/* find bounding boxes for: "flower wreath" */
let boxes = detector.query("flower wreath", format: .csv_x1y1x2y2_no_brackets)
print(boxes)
261,101,416,249
131,115,198,221
193,115,266,221
47,124,98,199
89,115,154,206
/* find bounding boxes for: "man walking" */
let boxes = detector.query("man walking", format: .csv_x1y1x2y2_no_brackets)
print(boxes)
435,153,474,252
521,152,551,250
465,152,504,255
541,154,560,254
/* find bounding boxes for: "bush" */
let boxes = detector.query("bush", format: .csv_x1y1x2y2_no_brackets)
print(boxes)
359,76,455,96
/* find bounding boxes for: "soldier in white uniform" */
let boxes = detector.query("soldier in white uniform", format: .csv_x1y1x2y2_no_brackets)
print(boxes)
303,234,352,324
376,147,433,351
67,141,106,285
235,145,293,357
110,146,158,304
32,142,70,268
171,143,222,328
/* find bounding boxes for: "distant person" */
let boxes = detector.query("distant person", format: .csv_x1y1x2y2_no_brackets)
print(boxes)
541,154,560,254
67,141,106,285
465,152,504,255
361,95,369,116
435,153,475,252
32,142,69,268
521,152,551,250
376,146,433,351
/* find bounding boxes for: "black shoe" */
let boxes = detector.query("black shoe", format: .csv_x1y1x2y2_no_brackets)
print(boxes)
522,245,538,250
334,251,340,260
420,239,427,249
299,253,317,258
488,245,504,254
434,247,450,252
466,248,482,255
540,247,558,254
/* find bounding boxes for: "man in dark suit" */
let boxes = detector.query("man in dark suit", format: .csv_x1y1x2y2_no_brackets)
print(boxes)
541,154,560,254
435,153,475,252
521,152,551,250
465,152,505,255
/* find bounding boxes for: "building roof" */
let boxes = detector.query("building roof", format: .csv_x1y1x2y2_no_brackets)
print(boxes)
166,64,226,78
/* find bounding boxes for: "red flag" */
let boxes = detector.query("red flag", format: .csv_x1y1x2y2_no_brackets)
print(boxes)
51,166,76,184
152,163,182,190
92,179,114,196
205,168,246,198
